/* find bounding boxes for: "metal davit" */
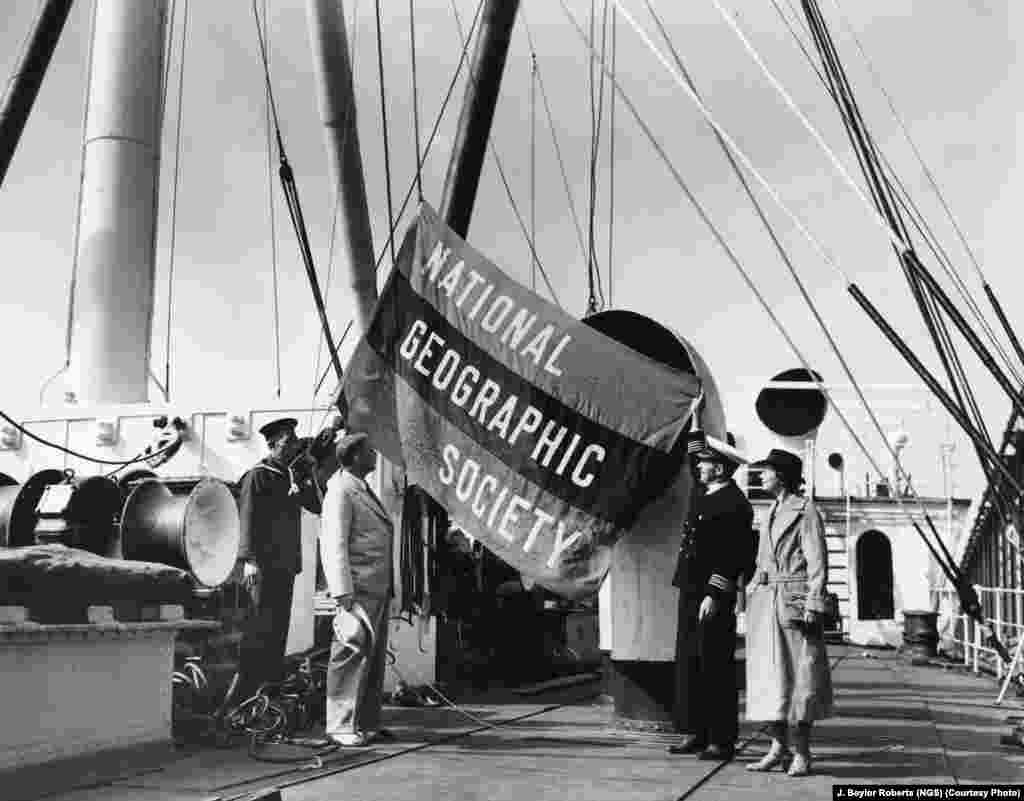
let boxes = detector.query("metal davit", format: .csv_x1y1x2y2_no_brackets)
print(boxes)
120,478,240,588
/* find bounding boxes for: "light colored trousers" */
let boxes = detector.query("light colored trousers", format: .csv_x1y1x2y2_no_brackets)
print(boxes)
326,595,390,736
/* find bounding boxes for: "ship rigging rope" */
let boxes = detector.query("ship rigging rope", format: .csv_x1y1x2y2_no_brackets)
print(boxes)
606,1,853,287
561,0,1018,670
605,0,1023,492
254,0,345,390
820,0,1024,385
705,0,910,258
529,52,537,292
827,0,1000,302
769,0,1024,394
521,8,590,274
724,0,1024,408
0,410,181,467
163,0,190,400
607,5,617,309
39,0,99,405
312,0,489,402
309,195,341,419
374,0,398,267
448,0,562,309
409,0,425,203
585,0,610,315
797,0,1024,457
255,0,283,398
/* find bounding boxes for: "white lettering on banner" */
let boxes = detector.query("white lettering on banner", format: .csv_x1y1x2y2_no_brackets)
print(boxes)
438,443,588,568
456,269,486,308
451,365,479,407
414,332,445,377
433,350,461,391
399,319,608,489
420,241,571,376
424,243,452,281
572,444,606,488
400,319,428,361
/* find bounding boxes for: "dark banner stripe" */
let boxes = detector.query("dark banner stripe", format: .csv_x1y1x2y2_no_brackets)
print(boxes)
366,264,686,528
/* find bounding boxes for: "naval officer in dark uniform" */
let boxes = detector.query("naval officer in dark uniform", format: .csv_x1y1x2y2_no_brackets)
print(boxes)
669,432,754,760
232,415,342,704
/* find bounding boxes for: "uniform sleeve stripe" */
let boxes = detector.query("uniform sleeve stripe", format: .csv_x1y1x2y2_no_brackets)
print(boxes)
708,574,734,591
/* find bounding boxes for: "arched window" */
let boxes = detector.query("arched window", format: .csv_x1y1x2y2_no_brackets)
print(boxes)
856,530,894,620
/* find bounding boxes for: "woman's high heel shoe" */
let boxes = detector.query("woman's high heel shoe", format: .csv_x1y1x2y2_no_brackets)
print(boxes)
787,752,811,777
746,745,792,772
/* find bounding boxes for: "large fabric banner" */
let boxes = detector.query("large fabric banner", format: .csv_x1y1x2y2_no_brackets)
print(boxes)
340,204,702,599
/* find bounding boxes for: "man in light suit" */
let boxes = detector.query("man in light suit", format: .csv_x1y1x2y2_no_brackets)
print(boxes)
319,433,395,747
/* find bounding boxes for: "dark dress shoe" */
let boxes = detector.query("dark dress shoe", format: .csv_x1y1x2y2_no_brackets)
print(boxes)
698,744,736,761
668,735,707,755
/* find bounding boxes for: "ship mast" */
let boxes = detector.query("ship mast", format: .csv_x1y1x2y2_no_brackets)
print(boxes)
439,0,521,237
68,0,169,404
306,0,376,341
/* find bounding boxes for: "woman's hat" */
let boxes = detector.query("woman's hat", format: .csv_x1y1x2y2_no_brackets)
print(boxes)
751,448,804,478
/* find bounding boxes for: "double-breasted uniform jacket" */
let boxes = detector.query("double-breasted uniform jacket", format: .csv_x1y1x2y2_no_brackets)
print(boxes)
319,470,394,600
672,479,755,601
745,493,834,723
671,478,754,744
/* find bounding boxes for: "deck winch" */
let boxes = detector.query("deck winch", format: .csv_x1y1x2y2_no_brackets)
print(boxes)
0,470,241,588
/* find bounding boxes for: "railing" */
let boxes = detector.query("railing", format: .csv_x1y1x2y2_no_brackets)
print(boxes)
931,584,1024,678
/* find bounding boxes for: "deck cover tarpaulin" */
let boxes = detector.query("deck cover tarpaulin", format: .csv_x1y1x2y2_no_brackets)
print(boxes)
340,204,701,598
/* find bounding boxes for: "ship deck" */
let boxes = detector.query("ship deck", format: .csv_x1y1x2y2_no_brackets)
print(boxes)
30,645,1024,801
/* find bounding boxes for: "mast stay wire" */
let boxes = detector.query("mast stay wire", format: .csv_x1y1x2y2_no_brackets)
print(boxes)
373,0,398,267
447,1,561,307
253,1,344,391
705,0,910,258
40,0,99,405
162,0,189,401
562,0,1017,670
585,0,610,315
719,0,1024,416
521,8,590,276
827,0,1024,372
606,5,617,309
257,0,282,398
609,0,1022,492
447,0,562,309
313,0,491,404
767,0,1024,394
529,51,537,292
643,0,1002,542
409,0,424,203
796,0,1024,496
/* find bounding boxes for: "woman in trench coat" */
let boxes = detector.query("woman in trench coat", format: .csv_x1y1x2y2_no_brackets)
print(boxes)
745,449,833,777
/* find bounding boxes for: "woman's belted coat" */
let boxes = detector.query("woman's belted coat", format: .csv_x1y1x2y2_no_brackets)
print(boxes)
745,493,834,723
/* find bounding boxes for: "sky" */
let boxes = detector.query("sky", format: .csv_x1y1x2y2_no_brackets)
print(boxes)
0,0,1020,500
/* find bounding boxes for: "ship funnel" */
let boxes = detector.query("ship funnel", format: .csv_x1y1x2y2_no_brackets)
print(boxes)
755,368,828,494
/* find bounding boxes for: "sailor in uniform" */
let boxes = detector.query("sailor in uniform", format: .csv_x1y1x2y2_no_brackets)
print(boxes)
669,432,755,760
231,416,341,705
